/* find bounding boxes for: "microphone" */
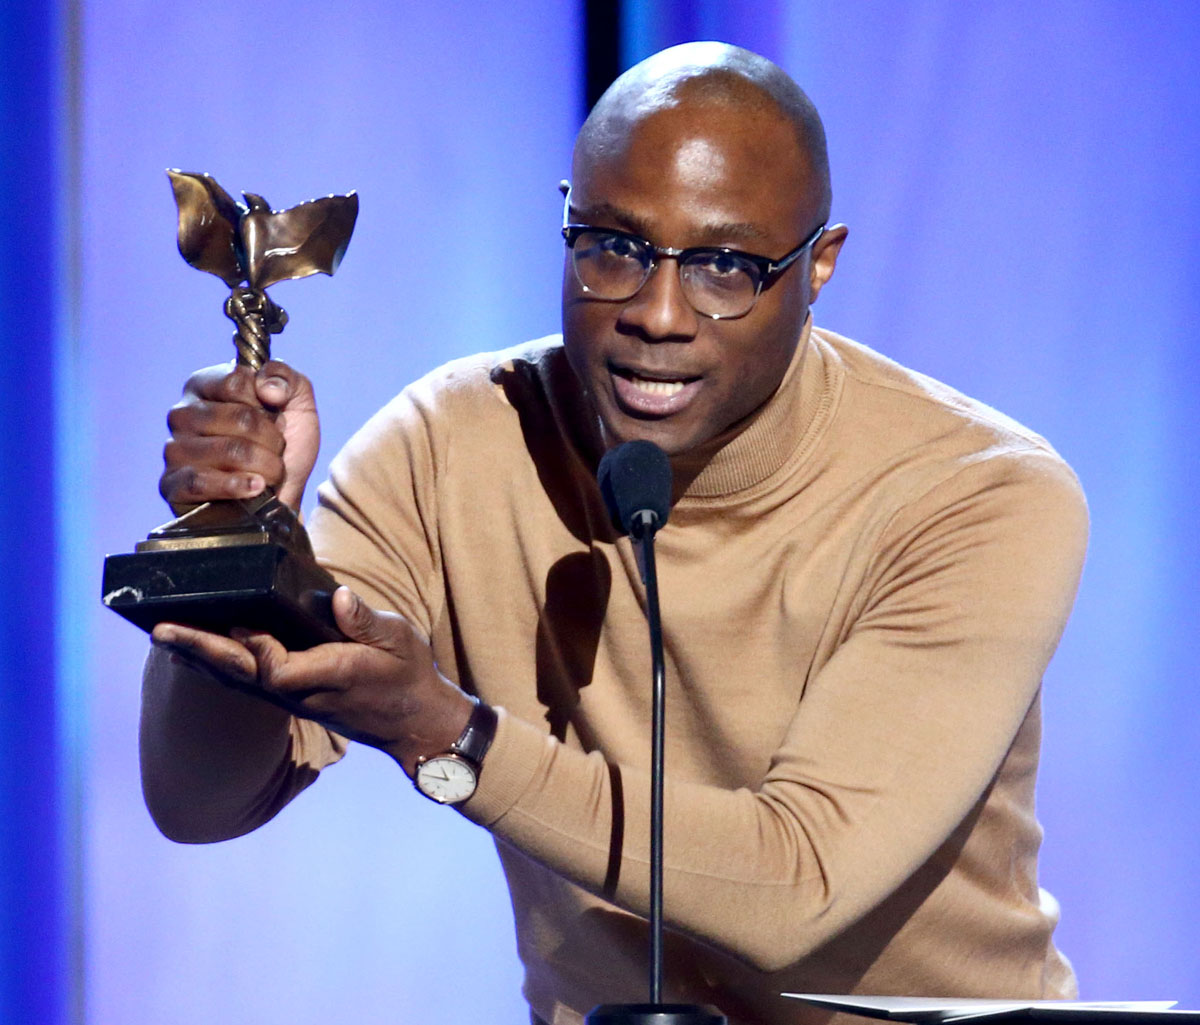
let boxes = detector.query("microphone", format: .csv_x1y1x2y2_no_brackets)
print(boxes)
597,440,672,539
589,443,726,1025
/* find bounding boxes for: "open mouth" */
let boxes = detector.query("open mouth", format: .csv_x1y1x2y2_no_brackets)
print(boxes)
609,365,703,416
626,375,686,396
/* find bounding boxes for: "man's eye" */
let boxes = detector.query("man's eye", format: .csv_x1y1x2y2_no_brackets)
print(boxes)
693,251,751,278
598,233,642,260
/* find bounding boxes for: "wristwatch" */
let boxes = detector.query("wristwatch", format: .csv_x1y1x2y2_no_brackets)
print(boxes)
413,699,498,805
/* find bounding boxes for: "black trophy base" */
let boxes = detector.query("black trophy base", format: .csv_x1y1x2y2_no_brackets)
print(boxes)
102,539,343,651
586,1005,727,1025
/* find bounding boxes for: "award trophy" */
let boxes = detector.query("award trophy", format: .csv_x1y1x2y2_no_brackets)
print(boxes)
102,171,358,650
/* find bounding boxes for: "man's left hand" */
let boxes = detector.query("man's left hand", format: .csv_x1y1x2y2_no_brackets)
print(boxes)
151,587,474,775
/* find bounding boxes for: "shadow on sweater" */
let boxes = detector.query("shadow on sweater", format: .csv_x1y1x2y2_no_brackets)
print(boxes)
536,551,613,745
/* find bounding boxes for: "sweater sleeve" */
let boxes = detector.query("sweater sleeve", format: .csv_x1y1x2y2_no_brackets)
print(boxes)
457,446,1089,972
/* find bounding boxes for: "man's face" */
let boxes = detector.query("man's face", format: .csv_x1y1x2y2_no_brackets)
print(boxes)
562,101,839,457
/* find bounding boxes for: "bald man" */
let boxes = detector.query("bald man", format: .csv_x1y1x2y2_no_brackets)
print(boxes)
143,43,1087,1025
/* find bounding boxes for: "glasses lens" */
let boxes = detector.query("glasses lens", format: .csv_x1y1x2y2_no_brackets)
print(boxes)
679,251,760,318
571,230,650,300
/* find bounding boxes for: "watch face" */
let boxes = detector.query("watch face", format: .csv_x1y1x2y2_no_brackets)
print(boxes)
415,755,478,804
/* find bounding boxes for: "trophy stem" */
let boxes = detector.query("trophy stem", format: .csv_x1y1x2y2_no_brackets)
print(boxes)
224,285,288,370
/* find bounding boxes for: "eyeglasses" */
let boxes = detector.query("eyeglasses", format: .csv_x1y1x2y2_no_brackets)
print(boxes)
561,188,825,320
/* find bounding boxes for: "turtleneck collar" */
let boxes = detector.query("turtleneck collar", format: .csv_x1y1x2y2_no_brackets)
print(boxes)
549,316,834,503
669,316,832,500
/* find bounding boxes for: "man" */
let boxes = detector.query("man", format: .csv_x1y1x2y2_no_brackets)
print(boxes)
142,42,1088,1025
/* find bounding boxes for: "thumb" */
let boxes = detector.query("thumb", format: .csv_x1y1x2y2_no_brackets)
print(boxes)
229,628,290,685
331,586,414,654
254,360,315,413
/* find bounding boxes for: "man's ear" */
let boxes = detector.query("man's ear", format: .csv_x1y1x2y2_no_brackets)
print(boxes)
808,224,848,304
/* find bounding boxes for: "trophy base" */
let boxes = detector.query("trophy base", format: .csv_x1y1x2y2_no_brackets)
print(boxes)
102,536,343,651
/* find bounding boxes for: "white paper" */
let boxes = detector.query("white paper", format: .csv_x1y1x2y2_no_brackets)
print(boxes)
781,994,1179,1022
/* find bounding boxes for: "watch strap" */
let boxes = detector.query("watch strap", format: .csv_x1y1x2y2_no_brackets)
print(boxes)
449,698,497,769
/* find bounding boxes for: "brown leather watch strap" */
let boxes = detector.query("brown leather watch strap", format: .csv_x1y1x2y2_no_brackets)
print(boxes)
452,698,497,769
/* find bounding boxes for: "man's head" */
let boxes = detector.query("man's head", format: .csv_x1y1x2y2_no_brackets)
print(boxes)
562,42,847,457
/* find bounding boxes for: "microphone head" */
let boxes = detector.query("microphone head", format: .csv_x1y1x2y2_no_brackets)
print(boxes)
597,440,673,537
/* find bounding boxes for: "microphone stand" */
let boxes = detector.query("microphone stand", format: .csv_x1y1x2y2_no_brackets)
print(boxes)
585,511,725,1025
639,508,668,1002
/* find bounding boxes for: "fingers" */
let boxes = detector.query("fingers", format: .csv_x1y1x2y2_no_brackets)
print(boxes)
154,622,331,722
160,360,317,510
182,360,312,411
231,628,300,691
168,389,284,454
161,421,283,502
155,620,321,690
171,364,287,459
153,622,258,685
159,463,266,505
232,630,350,719
153,598,451,763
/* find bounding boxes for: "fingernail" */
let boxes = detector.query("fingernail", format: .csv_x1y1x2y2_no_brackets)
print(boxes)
154,625,178,645
260,376,288,398
242,474,264,494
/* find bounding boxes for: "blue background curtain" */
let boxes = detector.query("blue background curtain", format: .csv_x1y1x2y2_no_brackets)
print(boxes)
0,2,74,1022
4,2,1198,1021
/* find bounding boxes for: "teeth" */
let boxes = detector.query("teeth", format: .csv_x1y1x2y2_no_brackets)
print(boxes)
631,375,685,396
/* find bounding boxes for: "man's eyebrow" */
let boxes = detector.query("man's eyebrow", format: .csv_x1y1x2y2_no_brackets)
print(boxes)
568,202,773,248
569,200,650,235
699,221,773,246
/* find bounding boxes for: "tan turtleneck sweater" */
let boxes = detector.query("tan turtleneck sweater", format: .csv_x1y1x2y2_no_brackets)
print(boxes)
147,323,1089,1025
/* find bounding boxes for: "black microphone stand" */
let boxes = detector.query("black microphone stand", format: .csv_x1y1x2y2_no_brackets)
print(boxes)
586,509,725,1025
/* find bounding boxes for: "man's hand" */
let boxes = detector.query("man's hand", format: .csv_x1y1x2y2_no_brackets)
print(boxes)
150,587,474,775
160,360,320,513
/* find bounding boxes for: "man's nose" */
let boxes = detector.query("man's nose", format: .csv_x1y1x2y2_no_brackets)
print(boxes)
617,259,699,341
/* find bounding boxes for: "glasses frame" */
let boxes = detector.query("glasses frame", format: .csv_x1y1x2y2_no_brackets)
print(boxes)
560,187,826,320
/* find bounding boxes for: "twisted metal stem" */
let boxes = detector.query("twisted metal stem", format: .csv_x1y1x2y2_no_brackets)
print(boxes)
224,286,289,370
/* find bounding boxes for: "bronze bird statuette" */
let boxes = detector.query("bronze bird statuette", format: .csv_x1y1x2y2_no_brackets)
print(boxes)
167,170,358,369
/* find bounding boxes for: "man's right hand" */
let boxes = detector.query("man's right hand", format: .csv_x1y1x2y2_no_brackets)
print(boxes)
160,360,320,514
